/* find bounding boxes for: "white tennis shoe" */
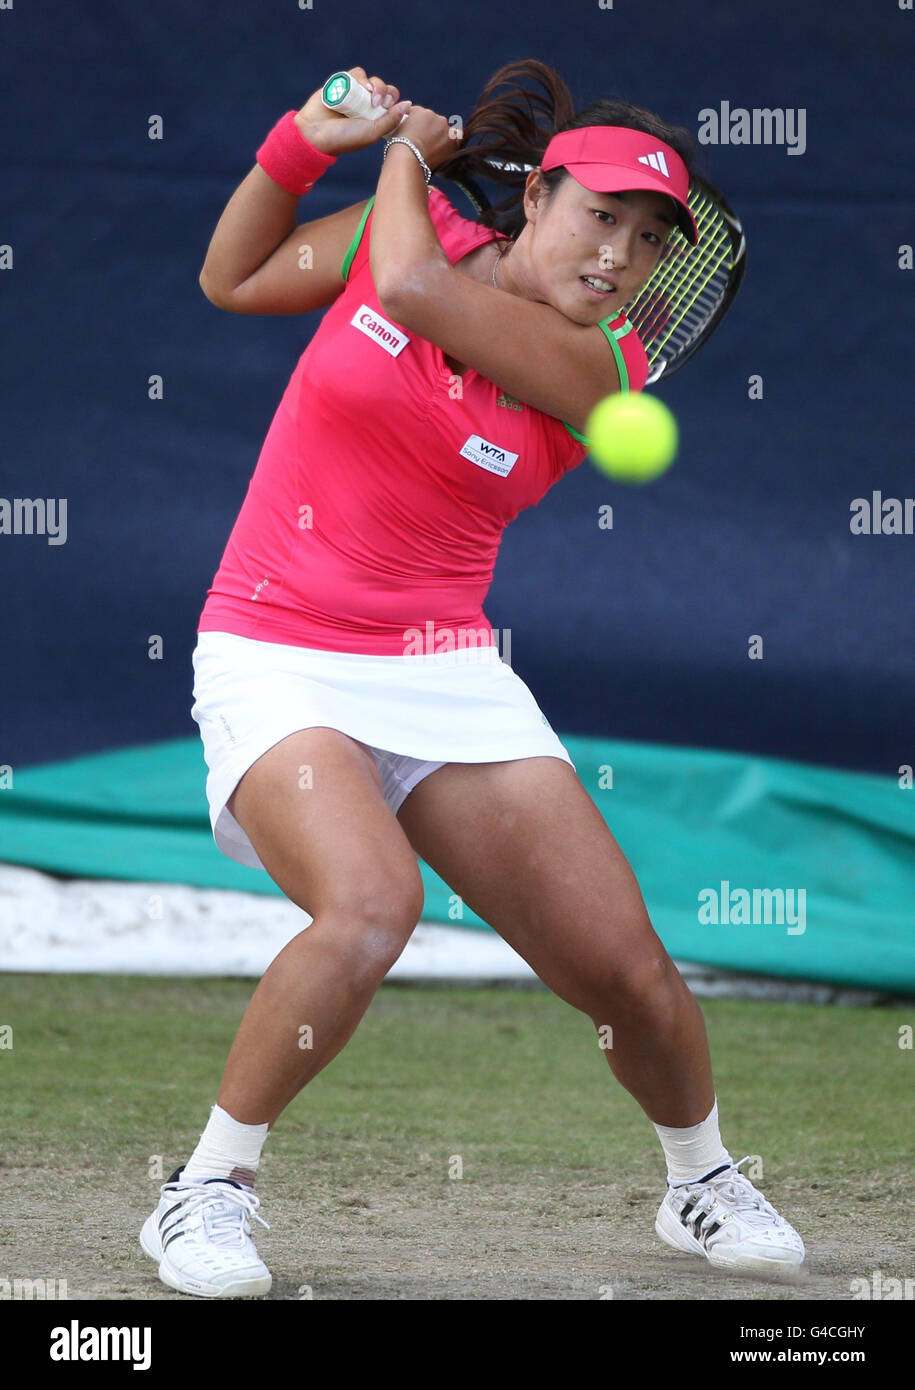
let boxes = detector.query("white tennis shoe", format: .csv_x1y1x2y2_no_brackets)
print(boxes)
140,1167,272,1298
655,1155,805,1276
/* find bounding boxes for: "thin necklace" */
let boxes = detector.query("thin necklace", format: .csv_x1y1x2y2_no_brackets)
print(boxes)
491,239,510,289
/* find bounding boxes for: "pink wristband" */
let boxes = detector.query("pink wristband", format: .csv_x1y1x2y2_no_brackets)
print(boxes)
256,110,337,195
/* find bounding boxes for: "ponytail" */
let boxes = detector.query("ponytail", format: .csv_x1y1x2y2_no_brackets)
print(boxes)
435,58,707,237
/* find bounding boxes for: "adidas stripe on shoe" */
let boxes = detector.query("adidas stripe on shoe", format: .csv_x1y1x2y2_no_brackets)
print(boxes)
140,1166,272,1298
655,1155,805,1277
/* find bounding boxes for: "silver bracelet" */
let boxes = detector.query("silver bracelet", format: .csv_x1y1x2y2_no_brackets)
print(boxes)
383,136,432,185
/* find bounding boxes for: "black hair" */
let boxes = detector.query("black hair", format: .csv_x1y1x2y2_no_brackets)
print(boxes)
435,58,707,238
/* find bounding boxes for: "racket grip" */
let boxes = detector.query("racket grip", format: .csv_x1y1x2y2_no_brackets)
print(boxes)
321,70,408,123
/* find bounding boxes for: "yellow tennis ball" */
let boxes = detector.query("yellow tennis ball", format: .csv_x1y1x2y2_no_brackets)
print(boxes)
585,391,679,483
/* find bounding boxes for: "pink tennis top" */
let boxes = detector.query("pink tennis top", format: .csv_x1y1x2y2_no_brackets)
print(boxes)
197,187,649,655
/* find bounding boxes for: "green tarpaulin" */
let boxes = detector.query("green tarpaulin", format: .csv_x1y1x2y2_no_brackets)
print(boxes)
0,736,912,991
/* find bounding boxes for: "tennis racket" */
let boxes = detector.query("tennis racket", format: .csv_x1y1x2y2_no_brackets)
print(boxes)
321,75,746,384
321,71,411,122
435,160,747,385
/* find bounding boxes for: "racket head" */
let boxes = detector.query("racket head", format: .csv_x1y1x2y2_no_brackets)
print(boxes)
623,177,747,383
430,168,498,218
434,163,747,384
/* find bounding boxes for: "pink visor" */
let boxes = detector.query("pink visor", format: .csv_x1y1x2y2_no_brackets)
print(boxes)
540,127,698,246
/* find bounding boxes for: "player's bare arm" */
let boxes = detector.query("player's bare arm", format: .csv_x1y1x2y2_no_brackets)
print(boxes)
369,102,677,431
199,186,372,315
199,69,409,315
371,133,627,435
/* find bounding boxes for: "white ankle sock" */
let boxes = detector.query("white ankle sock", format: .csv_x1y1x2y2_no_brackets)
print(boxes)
653,1098,733,1186
182,1104,270,1188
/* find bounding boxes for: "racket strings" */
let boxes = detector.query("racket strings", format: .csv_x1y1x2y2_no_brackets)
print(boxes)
648,241,731,359
629,232,729,354
662,197,732,315
649,197,729,309
439,163,745,382
625,189,737,370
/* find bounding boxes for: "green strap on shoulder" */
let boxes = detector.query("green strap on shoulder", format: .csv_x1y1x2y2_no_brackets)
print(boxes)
340,196,376,283
595,315,630,393
562,315,631,444
342,187,436,281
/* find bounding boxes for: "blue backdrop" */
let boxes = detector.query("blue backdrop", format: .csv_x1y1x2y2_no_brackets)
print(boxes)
3,0,913,777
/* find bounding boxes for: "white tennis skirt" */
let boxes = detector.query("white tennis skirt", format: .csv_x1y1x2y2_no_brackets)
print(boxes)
190,630,576,871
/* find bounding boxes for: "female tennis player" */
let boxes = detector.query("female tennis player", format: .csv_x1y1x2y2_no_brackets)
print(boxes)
140,59,804,1297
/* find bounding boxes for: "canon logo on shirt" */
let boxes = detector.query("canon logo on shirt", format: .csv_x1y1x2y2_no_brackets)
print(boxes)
351,305,411,357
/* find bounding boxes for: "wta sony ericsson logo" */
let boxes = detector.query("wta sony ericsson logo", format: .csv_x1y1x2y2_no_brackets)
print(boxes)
459,434,520,478
350,305,410,357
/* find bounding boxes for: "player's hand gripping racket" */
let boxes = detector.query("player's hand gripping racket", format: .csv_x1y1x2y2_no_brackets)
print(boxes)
320,71,411,124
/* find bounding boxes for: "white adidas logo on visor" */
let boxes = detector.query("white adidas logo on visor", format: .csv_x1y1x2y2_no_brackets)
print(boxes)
637,150,670,177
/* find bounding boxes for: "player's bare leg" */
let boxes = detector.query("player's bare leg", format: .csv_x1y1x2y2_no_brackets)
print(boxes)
140,727,425,1297
395,756,805,1274
396,755,712,1125
217,727,425,1123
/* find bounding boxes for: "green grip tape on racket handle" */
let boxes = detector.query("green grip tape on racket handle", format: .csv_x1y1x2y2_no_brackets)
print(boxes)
321,71,410,124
